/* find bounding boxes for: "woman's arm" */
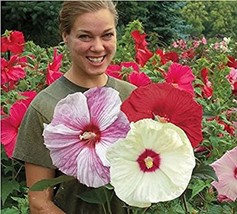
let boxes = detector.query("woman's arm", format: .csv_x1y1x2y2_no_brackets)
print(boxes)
25,162,66,214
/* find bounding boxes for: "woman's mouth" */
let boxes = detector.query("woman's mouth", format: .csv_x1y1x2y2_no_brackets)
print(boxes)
87,56,105,64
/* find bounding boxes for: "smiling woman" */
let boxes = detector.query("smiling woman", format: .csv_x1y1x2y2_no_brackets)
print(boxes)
12,1,136,214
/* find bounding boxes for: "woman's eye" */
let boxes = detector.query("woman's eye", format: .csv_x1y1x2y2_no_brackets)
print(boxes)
78,35,91,42
103,33,114,40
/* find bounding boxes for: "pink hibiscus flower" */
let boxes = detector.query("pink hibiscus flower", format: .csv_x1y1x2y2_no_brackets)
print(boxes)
165,63,195,96
106,64,122,80
211,146,237,202
1,91,37,158
1,55,27,85
128,71,151,87
131,30,153,67
121,83,203,148
43,87,130,187
1,30,25,54
46,48,63,85
226,67,237,95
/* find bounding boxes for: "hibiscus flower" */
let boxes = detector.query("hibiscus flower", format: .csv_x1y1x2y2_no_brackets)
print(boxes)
121,83,203,148
1,55,27,85
46,48,63,85
200,68,213,99
106,119,196,207
43,87,130,188
226,67,237,95
211,146,237,202
165,63,195,95
131,30,153,67
227,56,237,69
128,71,151,87
1,91,37,158
106,64,122,80
1,30,25,54
156,49,179,65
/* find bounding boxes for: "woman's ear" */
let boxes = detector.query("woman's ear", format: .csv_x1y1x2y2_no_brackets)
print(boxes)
62,32,68,44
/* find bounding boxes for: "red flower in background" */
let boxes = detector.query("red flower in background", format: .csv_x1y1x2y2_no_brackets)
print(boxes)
121,83,203,148
200,68,213,99
1,31,25,54
128,71,151,87
1,55,27,85
156,49,179,65
208,116,235,136
106,64,122,80
181,48,195,59
131,30,153,67
227,56,237,69
46,48,63,85
1,91,37,158
165,63,195,96
1,80,17,92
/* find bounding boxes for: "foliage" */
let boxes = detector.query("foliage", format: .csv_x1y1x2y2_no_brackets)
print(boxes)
1,1,62,47
116,1,188,45
1,19,237,213
180,0,237,39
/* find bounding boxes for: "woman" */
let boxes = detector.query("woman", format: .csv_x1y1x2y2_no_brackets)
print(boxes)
13,1,136,213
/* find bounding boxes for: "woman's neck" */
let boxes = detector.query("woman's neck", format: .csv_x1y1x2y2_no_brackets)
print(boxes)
64,69,108,88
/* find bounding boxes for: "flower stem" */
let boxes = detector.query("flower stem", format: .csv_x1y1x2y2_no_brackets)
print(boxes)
103,188,112,214
181,193,190,214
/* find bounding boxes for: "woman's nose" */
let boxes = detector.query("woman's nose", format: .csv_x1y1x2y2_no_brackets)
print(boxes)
90,38,104,52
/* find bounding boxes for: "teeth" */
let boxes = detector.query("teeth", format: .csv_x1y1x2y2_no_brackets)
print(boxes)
88,57,104,63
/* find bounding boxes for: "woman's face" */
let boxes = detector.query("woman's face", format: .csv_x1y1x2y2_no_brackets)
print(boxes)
63,9,116,78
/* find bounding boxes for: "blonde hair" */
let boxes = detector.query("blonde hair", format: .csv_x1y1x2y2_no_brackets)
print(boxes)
59,0,118,35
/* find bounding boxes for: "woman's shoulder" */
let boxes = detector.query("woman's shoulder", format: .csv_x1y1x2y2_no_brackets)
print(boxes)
107,76,137,101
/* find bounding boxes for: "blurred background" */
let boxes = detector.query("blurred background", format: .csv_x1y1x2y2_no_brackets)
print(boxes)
1,1,237,48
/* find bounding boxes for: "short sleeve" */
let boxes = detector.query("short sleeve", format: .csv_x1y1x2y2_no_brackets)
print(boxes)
13,104,56,169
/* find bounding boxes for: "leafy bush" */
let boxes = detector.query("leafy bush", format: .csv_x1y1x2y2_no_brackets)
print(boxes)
1,20,237,213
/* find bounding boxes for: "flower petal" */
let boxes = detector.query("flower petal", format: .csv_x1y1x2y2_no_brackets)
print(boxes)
77,147,110,187
107,119,195,207
85,87,122,131
52,92,90,130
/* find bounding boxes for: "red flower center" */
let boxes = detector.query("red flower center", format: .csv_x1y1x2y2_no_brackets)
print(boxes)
80,124,101,148
137,149,160,172
234,167,237,179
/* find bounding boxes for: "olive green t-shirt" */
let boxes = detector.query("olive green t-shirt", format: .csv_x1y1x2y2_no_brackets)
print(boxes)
13,76,136,214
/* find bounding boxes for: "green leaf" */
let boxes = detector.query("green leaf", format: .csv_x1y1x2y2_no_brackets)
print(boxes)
190,179,210,199
1,178,20,205
192,164,218,181
77,186,113,205
29,175,74,191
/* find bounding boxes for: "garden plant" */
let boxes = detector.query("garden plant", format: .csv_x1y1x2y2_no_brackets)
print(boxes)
1,20,237,214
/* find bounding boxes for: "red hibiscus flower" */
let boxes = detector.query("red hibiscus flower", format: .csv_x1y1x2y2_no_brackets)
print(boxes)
1,80,17,92
106,64,122,80
227,56,237,69
201,68,213,99
165,63,195,96
131,30,153,67
121,83,203,148
128,71,151,87
1,55,27,85
1,31,25,54
156,49,179,65
46,48,63,85
181,48,195,59
1,91,37,158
